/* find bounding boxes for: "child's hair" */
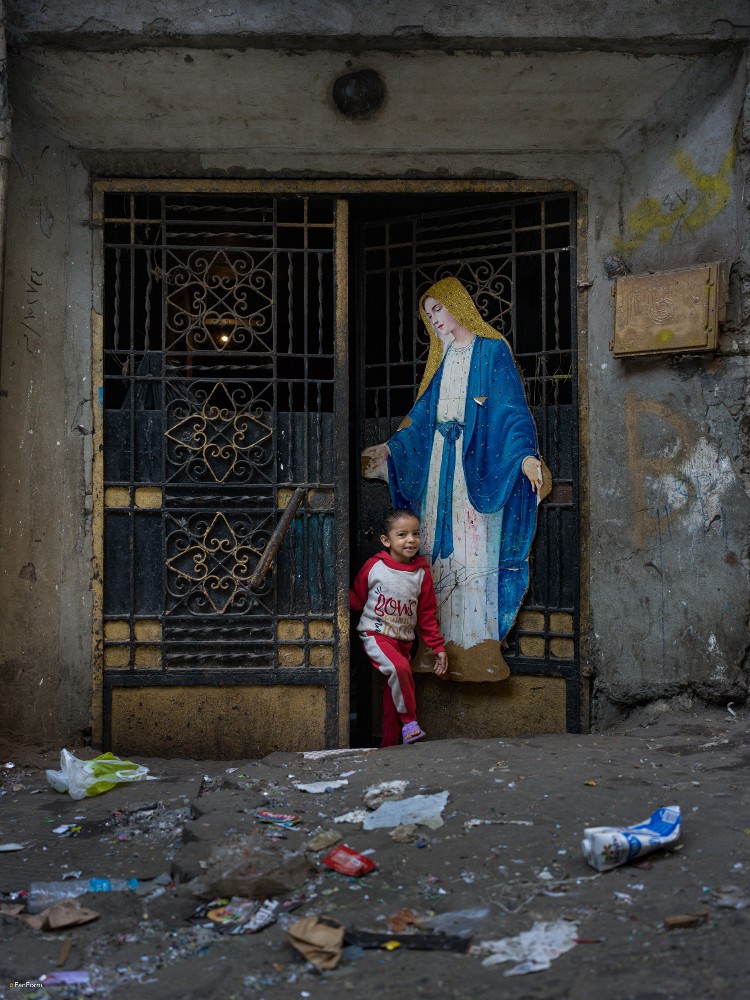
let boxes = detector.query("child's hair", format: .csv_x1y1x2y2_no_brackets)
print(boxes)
381,508,420,535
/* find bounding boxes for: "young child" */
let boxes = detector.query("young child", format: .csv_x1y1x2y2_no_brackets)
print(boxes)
350,509,448,747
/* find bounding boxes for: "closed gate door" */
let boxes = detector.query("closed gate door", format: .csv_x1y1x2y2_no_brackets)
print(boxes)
95,191,349,757
353,193,580,738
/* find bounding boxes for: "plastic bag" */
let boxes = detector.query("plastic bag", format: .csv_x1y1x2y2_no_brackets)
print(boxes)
362,791,449,831
46,750,152,799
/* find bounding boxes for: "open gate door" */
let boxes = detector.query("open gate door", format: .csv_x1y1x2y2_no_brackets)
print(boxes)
352,193,580,740
93,190,349,758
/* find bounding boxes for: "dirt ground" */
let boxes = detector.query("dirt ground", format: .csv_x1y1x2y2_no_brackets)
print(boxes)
1,705,749,1000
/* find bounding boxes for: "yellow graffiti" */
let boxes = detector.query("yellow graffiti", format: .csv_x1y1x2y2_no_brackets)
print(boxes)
615,140,736,256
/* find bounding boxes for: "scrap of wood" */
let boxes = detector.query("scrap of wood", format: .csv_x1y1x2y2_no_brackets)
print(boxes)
664,911,709,930
57,938,73,967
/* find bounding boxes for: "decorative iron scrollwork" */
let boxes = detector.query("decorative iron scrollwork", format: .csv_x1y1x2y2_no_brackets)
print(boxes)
166,512,268,615
423,259,513,338
165,249,273,352
166,382,273,484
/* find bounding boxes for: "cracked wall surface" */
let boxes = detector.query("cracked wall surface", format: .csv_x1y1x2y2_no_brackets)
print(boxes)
0,1,748,742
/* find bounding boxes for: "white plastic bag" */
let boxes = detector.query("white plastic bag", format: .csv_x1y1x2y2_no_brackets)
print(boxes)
46,750,152,799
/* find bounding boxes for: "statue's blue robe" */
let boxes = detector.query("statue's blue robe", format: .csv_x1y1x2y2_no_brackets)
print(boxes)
386,337,539,640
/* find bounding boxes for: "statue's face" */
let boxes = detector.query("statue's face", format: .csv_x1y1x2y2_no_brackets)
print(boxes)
423,296,458,345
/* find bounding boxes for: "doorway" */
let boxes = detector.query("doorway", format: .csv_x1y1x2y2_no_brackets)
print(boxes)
93,183,579,757
348,192,579,745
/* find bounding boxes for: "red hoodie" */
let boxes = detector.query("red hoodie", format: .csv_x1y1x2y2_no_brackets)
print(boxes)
349,550,445,651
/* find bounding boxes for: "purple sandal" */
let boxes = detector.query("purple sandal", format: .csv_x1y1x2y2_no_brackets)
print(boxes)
402,722,426,744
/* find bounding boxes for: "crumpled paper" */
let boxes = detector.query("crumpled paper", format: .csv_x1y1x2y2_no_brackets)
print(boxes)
473,919,578,975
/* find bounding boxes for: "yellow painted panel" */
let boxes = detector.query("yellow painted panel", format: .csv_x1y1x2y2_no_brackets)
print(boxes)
519,611,545,632
278,620,304,641
104,621,130,641
104,646,130,668
135,487,162,509
135,646,162,668
550,612,574,634
550,638,575,659
277,488,295,509
134,620,162,641
414,674,567,738
111,685,327,757
309,620,334,640
279,645,304,666
309,646,333,667
104,487,130,508
520,636,545,658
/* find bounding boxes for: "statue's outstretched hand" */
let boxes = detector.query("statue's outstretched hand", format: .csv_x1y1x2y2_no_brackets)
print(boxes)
362,443,390,481
522,456,543,493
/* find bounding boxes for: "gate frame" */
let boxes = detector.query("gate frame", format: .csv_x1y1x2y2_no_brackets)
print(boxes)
91,179,589,747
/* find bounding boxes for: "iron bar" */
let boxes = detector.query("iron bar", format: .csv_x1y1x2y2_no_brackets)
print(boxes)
248,487,305,591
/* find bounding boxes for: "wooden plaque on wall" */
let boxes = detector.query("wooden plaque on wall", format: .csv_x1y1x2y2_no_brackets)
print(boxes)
612,261,725,357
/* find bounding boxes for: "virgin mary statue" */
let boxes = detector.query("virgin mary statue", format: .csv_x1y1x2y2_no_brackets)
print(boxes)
363,276,544,682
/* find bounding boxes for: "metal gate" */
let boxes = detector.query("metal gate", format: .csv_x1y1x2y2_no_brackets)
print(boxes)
96,192,348,754
355,194,580,731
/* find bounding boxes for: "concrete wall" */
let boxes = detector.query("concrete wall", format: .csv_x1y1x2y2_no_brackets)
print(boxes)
587,53,750,721
0,116,92,741
0,1,748,743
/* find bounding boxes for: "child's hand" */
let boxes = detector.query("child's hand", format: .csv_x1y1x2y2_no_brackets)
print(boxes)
434,651,448,677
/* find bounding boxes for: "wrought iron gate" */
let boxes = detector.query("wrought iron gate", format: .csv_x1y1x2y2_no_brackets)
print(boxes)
97,192,347,750
355,194,580,731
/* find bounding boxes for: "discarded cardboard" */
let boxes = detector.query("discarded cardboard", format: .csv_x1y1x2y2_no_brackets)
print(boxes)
288,915,345,970
20,899,99,931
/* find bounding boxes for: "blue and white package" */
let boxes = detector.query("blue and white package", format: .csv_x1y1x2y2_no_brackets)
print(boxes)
581,805,681,872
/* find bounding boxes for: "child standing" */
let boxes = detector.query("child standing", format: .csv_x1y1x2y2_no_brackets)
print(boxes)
350,510,448,747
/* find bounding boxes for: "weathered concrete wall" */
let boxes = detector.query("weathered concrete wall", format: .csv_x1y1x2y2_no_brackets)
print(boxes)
0,1,747,742
0,3,11,335
5,0,749,51
0,117,92,741
587,54,750,722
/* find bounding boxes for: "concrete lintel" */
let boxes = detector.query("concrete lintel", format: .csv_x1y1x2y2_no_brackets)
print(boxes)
4,0,750,53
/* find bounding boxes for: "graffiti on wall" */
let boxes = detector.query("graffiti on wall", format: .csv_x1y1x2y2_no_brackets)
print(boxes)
625,393,735,546
20,267,45,354
615,140,736,257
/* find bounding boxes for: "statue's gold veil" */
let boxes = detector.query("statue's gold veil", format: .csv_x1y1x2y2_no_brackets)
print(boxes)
416,277,507,399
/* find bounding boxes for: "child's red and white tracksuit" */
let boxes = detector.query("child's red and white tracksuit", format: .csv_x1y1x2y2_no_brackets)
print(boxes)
349,550,445,747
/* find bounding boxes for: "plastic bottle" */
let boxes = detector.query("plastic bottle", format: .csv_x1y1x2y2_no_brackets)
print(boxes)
581,805,681,872
27,877,139,913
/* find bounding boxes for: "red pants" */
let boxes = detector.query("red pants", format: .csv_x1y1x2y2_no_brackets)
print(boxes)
361,632,417,748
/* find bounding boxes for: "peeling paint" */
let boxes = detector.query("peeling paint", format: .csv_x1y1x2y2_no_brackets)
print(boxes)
646,437,735,534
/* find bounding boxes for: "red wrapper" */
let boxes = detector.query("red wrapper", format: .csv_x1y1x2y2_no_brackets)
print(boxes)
321,844,376,876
